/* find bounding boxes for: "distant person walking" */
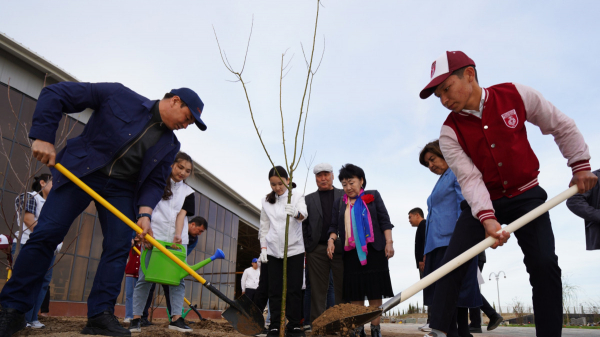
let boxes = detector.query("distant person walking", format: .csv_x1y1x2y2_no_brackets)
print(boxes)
241,258,261,302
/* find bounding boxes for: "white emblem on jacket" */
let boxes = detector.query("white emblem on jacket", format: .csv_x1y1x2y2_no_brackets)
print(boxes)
501,109,518,128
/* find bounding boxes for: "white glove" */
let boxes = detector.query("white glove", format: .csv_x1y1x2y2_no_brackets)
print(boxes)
55,242,63,255
260,248,268,263
285,204,299,218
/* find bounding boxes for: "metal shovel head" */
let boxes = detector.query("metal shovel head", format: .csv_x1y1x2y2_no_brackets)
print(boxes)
322,309,382,335
222,294,264,336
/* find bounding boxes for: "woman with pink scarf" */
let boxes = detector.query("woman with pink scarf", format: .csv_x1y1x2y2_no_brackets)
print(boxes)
326,164,394,337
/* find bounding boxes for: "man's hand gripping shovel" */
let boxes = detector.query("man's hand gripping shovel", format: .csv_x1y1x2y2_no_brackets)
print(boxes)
317,185,579,335
55,164,264,335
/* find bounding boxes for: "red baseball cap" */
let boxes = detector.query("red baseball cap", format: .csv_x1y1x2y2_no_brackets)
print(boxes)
419,51,476,99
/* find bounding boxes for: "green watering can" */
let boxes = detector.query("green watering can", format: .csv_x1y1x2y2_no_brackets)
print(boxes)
141,239,226,286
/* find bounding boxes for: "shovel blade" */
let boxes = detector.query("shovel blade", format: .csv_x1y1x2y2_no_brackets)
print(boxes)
322,309,382,335
222,294,264,336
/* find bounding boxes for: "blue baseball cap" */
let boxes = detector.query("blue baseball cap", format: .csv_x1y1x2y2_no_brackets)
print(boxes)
169,88,207,131
252,258,258,263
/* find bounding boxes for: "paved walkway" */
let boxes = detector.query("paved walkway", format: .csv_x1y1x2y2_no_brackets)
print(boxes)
379,323,600,336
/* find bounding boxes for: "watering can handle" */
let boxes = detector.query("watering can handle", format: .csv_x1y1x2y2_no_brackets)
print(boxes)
140,247,148,276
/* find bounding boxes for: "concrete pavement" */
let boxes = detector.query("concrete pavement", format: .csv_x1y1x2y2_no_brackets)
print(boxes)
375,323,600,336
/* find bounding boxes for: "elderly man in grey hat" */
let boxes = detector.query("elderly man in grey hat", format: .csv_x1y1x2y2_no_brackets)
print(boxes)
302,163,344,328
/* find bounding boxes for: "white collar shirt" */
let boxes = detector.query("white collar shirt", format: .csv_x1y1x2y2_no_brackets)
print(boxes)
151,179,194,245
241,266,260,291
461,88,486,119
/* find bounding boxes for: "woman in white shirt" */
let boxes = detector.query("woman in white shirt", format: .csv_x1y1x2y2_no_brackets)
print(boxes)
130,152,195,334
259,166,308,337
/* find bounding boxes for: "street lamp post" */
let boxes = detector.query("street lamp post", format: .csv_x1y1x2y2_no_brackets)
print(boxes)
489,271,506,315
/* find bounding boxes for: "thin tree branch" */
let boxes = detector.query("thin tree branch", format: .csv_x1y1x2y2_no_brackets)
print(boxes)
240,15,255,75
280,52,290,172
302,152,317,195
289,0,321,171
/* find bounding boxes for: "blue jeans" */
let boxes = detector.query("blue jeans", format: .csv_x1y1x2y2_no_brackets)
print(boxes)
0,171,136,317
125,276,138,319
132,246,186,317
10,244,55,323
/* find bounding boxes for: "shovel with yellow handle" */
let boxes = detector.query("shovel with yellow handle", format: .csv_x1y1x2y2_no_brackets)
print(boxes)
318,185,580,334
55,163,264,335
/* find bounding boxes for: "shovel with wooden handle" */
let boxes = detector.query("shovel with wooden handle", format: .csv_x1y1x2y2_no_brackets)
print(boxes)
55,164,264,335
321,185,579,334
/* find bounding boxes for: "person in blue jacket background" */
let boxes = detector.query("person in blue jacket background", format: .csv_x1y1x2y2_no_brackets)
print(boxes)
419,140,481,337
0,82,206,337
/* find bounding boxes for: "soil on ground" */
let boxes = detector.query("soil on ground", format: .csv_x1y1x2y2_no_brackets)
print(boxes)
312,303,380,335
14,316,240,337
13,315,424,337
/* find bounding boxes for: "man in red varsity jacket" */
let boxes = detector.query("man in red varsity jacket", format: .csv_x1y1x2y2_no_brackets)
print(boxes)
419,51,597,337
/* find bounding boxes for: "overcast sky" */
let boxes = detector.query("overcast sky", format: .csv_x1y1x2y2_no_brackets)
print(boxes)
1,1,599,314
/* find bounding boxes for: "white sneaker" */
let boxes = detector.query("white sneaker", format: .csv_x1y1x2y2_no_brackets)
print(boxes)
124,317,131,323
29,321,46,329
419,323,431,332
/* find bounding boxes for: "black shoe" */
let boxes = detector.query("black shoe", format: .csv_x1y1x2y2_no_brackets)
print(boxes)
469,325,483,333
128,319,141,333
286,326,306,337
139,317,153,327
0,308,26,337
266,328,279,336
81,311,131,336
487,314,503,331
370,324,382,337
169,317,192,332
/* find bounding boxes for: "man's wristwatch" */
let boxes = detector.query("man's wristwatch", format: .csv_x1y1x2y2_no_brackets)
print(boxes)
137,213,152,221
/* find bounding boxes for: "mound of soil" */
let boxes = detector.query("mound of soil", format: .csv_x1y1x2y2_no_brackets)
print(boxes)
312,303,379,335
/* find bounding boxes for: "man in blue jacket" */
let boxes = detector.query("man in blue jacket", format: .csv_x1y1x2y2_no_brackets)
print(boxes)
567,168,600,251
0,82,206,337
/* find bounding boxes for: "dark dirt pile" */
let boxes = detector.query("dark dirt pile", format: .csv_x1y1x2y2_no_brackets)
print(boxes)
14,316,244,337
312,303,380,335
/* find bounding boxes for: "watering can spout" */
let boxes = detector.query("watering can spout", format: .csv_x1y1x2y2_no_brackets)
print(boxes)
185,249,226,277
211,248,226,261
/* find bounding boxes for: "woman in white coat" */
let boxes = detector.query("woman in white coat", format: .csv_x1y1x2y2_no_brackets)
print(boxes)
259,166,308,337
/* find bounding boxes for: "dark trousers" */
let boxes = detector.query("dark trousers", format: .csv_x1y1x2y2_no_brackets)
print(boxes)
41,289,50,313
304,266,336,326
306,243,343,323
469,262,499,328
245,288,257,303
430,186,562,336
268,253,304,330
254,262,269,311
0,172,135,317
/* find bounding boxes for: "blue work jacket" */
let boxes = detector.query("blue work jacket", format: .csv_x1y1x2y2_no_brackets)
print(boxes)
29,82,180,212
424,168,464,254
